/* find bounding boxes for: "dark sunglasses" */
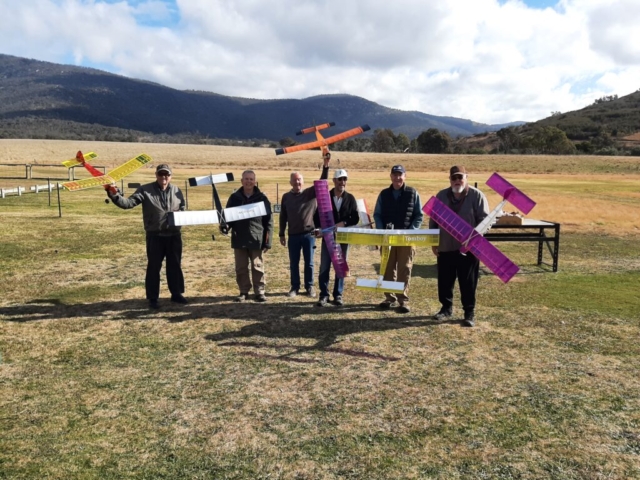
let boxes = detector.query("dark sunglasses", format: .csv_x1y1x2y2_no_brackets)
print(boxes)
450,174,465,181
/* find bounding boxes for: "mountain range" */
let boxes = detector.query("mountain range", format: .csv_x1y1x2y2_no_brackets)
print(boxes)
0,54,522,142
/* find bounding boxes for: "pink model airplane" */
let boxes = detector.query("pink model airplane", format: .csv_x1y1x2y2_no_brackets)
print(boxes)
423,173,537,283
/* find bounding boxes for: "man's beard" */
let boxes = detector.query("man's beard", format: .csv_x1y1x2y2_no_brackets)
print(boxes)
452,184,465,194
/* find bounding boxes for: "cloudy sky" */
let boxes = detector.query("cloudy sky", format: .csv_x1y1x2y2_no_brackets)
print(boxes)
1,0,638,125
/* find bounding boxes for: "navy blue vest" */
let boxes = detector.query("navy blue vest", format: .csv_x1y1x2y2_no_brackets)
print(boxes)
380,184,416,229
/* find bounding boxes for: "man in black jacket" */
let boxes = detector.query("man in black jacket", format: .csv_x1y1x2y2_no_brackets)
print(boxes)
223,170,273,302
108,163,187,309
315,168,360,307
372,165,424,313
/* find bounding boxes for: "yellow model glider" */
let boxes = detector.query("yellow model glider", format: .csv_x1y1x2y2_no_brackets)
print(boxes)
61,151,98,168
61,153,152,191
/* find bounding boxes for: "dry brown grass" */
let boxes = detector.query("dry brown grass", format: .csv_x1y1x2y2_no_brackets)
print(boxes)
1,140,639,478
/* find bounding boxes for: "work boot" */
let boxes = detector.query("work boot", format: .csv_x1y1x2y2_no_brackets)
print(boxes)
378,300,397,310
149,299,160,309
316,296,329,307
462,311,475,327
397,304,411,314
171,294,188,304
434,308,453,320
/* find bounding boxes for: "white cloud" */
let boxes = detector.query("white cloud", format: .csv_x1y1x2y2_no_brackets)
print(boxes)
0,0,638,124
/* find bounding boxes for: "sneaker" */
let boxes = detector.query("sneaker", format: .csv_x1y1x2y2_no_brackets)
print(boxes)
171,294,188,304
286,289,298,298
397,304,411,314
378,300,397,310
316,296,329,307
434,308,453,320
462,311,475,327
306,287,316,298
148,299,160,309
333,295,344,306
235,293,248,303
255,293,267,302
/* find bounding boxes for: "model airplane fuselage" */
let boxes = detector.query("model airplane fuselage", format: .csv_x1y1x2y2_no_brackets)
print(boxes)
275,122,370,157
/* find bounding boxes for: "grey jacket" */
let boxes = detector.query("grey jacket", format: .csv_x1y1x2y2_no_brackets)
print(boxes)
109,181,185,235
429,186,489,252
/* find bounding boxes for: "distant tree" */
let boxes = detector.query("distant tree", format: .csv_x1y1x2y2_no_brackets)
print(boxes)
394,133,411,152
279,137,295,147
371,128,396,153
524,126,576,155
416,128,450,153
496,127,521,153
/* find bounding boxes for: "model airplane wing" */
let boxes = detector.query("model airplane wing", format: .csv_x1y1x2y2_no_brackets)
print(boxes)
356,199,373,228
486,173,536,214
168,202,267,227
423,196,519,283
61,153,152,191
336,227,439,247
61,151,97,168
188,173,234,187
275,124,371,155
314,180,349,278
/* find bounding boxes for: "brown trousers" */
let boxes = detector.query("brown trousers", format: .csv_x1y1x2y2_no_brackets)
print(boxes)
383,245,416,304
234,248,265,295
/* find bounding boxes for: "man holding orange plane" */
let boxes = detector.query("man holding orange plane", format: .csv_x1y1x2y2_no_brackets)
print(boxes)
107,164,187,309
279,153,330,298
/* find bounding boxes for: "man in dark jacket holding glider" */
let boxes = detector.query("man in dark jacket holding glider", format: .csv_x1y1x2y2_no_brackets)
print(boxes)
223,170,273,302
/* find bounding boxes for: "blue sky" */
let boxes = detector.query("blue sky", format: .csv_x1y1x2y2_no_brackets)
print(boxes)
1,0,639,124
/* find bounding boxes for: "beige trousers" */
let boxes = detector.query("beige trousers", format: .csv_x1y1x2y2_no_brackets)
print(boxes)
234,248,265,295
383,245,416,304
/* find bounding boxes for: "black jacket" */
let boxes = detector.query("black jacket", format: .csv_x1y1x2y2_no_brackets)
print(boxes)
225,187,273,250
314,188,360,229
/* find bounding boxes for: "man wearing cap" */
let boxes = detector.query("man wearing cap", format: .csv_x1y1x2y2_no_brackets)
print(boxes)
107,164,187,309
373,165,424,313
429,166,489,327
279,153,331,298
222,170,273,303
314,168,360,307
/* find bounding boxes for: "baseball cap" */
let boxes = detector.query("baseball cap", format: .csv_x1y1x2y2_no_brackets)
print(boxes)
156,164,172,175
390,165,406,174
334,169,348,179
449,165,467,177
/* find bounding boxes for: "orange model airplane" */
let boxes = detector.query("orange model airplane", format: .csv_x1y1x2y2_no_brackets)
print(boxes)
275,122,370,156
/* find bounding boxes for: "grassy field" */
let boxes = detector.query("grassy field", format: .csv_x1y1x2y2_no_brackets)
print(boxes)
1,140,639,479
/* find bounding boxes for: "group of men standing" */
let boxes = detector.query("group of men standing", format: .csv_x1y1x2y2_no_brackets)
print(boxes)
107,159,489,327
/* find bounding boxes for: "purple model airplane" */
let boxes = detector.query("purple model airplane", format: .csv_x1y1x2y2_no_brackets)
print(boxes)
314,180,350,278
422,173,537,283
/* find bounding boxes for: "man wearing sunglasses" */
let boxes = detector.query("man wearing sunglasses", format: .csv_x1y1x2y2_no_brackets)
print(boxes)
107,163,187,309
314,168,360,307
429,166,489,327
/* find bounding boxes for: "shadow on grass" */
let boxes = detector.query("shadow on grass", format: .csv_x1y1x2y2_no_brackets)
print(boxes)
204,310,461,362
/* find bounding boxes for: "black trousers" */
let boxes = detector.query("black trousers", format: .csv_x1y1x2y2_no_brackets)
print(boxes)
145,233,184,300
437,250,479,314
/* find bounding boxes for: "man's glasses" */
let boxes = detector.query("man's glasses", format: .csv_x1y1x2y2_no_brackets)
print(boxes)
157,172,171,177
336,177,347,182
450,174,465,181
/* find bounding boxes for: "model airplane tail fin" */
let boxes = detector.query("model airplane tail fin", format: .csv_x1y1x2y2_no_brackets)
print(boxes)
296,122,336,136
486,173,536,215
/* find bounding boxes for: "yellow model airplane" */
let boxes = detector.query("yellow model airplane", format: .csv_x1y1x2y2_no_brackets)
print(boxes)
61,151,97,168
61,152,152,192
336,227,440,293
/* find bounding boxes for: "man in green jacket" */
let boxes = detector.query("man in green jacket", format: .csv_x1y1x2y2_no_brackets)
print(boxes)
223,170,273,302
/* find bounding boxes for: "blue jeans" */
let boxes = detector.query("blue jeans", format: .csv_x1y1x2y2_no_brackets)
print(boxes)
287,233,315,291
319,240,349,299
